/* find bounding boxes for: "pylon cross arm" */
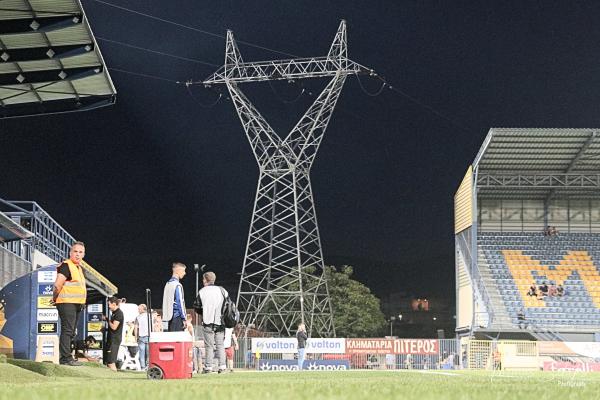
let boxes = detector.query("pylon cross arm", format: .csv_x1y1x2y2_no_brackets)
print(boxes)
204,57,369,84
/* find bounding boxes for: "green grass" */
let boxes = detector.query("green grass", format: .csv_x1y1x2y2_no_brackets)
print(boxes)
0,365,599,400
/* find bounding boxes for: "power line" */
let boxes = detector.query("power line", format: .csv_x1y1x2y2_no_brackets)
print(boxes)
89,0,473,132
355,74,386,97
86,0,297,58
267,80,306,104
96,36,219,67
184,83,224,108
386,83,475,133
108,67,181,84
364,74,476,133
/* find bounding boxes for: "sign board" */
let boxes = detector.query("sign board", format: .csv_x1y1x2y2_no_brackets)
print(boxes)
37,284,54,296
258,359,350,371
88,313,103,323
89,332,103,342
35,335,59,364
37,296,55,309
251,338,346,354
346,339,439,355
543,361,600,372
37,270,56,283
87,304,103,313
37,322,58,334
87,350,103,359
36,309,58,322
87,322,103,332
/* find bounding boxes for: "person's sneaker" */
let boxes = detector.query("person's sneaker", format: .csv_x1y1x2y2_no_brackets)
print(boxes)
218,369,226,374
202,369,213,374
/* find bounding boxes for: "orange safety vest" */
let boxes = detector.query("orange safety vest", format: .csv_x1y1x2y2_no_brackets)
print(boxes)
55,259,87,304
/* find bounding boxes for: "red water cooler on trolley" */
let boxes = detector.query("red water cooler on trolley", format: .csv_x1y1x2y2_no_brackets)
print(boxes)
147,331,193,379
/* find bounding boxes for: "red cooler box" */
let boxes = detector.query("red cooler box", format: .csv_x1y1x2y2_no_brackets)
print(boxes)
147,331,193,379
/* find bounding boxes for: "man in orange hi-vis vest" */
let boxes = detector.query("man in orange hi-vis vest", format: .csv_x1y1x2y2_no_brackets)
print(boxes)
52,241,87,366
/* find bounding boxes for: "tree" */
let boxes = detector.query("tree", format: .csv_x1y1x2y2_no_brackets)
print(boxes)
259,265,386,337
324,265,387,337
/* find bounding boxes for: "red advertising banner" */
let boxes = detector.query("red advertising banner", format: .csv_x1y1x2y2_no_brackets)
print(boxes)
543,361,600,372
346,339,438,355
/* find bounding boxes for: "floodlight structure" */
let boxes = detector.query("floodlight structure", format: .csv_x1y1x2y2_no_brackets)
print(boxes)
204,20,372,336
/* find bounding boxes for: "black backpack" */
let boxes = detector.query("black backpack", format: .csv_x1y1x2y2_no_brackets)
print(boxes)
220,287,240,328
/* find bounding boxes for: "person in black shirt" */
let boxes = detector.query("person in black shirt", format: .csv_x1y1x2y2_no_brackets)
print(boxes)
296,323,308,371
103,297,124,371
526,283,537,297
539,282,548,297
52,241,87,366
517,310,527,329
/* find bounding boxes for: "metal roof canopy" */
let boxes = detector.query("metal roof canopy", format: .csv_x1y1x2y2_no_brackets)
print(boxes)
80,260,118,300
473,128,600,200
0,210,34,242
0,0,116,118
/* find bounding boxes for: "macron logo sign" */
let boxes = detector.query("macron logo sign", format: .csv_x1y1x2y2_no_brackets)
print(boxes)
252,338,345,354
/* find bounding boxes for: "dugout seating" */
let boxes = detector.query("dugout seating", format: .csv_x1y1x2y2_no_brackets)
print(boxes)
479,232,600,329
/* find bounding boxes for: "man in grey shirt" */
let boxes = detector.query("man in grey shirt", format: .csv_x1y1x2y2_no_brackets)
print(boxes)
134,304,150,370
197,271,226,373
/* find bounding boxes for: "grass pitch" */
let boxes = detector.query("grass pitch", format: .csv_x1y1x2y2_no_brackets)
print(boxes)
1,363,599,400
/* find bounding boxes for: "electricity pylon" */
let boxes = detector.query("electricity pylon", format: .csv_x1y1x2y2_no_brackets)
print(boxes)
204,20,372,337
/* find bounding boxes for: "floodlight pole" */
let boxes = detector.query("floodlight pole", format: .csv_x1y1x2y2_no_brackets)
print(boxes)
203,20,373,337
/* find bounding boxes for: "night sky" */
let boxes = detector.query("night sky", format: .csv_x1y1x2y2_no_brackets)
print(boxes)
3,1,600,307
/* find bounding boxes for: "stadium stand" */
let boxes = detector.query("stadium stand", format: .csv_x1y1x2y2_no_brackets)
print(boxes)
0,197,117,298
455,128,600,341
479,232,600,328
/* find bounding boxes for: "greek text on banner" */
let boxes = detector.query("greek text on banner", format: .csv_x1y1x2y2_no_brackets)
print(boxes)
346,339,439,355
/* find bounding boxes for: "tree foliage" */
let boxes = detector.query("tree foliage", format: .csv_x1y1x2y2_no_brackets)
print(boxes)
324,265,387,338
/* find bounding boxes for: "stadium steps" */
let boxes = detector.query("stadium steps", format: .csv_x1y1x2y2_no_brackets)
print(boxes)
477,250,513,328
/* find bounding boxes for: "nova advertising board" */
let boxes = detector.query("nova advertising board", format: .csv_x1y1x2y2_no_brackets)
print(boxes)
346,338,439,355
37,284,53,296
251,338,346,354
258,359,350,371
88,313,103,323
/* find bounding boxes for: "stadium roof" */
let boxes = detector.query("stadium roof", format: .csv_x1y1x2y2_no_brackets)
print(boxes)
473,128,600,200
0,0,116,118
0,210,33,242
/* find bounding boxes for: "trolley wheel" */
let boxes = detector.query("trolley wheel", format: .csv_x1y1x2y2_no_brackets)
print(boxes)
147,366,164,380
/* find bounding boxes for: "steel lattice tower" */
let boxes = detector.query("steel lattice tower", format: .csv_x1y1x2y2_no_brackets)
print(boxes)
204,20,372,337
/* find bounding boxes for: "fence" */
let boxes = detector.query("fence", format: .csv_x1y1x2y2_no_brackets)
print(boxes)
191,334,600,371
467,339,538,371
232,337,459,370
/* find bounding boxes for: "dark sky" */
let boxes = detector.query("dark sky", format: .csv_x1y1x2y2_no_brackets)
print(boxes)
3,1,600,307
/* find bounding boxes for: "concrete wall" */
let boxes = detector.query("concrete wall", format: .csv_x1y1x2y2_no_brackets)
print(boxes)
0,246,31,289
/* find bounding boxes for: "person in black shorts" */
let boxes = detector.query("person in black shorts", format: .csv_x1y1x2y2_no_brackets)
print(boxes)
104,297,124,371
